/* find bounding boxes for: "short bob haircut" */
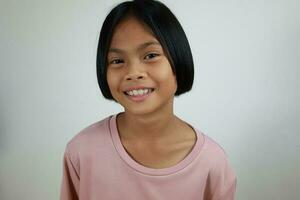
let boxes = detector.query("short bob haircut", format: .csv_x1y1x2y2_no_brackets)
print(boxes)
97,0,194,100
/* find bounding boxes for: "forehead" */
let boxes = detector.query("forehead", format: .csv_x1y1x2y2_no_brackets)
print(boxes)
109,16,159,49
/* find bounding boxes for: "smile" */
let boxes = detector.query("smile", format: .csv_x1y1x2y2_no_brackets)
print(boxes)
123,88,155,102
124,88,154,96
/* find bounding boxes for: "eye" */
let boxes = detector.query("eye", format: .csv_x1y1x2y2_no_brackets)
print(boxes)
144,53,160,60
109,59,124,65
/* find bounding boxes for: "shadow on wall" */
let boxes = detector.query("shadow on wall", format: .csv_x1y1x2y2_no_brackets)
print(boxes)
0,101,8,154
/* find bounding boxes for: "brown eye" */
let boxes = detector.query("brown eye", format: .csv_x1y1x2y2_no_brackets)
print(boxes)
109,59,124,65
144,53,159,60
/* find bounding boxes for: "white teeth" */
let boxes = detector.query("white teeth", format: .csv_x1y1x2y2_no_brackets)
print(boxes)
126,89,152,96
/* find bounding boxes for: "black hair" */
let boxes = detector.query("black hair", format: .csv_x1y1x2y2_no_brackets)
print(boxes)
97,0,194,100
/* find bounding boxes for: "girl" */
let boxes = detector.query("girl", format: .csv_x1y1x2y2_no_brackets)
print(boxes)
60,0,237,199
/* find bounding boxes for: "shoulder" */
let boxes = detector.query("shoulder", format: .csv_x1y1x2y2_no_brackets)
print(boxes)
203,134,235,172
61,115,114,176
202,134,230,162
195,129,236,180
65,115,112,156
186,119,230,163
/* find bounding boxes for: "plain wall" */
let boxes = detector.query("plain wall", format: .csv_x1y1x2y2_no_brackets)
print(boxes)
0,0,299,199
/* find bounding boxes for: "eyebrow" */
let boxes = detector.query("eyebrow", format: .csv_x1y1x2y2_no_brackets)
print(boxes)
108,41,161,54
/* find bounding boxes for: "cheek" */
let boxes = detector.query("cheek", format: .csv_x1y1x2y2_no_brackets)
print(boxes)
156,66,176,85
106,71,117,90
152,69,177,95
170,74,178,92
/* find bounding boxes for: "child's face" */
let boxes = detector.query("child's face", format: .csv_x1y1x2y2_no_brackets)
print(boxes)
106,16,177,116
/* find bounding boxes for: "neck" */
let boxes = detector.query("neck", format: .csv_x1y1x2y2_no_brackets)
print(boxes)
117,102,179,142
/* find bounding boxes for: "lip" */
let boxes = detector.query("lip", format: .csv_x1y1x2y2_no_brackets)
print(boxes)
125,91,153,102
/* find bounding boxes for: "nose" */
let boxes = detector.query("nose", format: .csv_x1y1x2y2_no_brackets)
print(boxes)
125,61,147,81
126,74,144,81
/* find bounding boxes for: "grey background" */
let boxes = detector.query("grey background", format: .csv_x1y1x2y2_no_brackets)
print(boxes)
1,0,299,199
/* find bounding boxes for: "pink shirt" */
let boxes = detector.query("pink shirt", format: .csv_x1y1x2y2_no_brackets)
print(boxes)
60,114,237,200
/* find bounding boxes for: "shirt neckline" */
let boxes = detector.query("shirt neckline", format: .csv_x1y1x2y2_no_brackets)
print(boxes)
109,113,206,176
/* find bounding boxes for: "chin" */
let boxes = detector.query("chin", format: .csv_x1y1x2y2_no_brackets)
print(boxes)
123,105,158,116
125,108,153,116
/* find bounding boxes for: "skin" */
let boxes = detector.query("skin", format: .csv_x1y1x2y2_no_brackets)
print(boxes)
106,16,197,168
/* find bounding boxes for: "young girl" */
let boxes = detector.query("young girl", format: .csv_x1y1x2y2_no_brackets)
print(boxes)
60,0,237,199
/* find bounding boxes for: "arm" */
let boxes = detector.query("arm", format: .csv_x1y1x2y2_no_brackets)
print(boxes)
209,152,237,200
214,180,237,200
60,148,80,200
212,159,237,200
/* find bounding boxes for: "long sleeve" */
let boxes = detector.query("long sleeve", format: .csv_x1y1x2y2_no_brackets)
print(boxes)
60,148,80,200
